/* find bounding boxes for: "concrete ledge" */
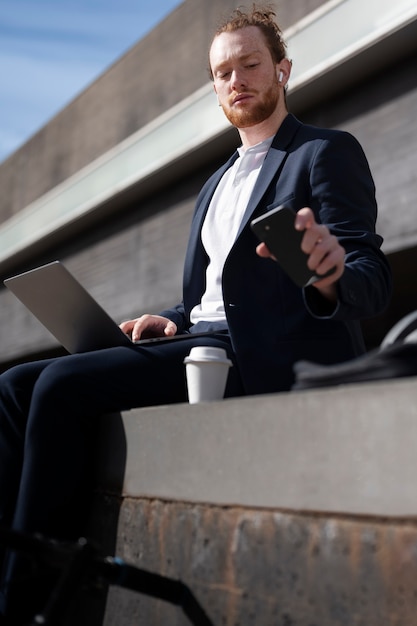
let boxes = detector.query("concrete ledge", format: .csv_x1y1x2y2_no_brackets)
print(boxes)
86,378,417,626
96,377,417,518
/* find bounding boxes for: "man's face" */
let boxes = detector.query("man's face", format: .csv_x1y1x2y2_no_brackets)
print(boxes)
210,26,281,129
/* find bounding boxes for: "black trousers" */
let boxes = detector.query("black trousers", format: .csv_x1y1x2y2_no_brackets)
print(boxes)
0,333,243,620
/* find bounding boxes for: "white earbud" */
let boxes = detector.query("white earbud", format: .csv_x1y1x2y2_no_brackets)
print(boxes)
278,70,283,82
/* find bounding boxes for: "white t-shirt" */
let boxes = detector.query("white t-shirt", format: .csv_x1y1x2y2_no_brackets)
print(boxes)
190,136,273,325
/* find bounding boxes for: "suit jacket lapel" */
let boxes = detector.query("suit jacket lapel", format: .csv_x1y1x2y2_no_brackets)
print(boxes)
191,153,238,232
183,152,238,294
236,114,302,237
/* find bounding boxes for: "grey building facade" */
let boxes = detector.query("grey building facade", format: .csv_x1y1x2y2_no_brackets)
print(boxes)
1,0,416,369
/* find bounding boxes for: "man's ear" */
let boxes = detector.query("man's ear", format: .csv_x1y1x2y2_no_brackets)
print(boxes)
276,58,292,85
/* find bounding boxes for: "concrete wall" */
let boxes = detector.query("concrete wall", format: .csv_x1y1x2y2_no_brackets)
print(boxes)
0,0,326,221
1,0,347,369
2,55,417,364
1,0,416,369
67,377,417,626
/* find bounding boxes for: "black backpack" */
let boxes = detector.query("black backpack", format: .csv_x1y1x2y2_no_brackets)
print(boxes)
293,311,417,390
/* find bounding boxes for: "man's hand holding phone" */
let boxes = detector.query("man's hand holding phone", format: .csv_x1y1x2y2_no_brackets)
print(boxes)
294,207,344,294
252,206,344,299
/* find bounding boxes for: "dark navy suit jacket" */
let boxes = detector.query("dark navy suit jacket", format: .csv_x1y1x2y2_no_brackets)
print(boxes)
161,114,392,394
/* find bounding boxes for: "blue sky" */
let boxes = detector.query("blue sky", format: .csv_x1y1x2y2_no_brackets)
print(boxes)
0,0,183,163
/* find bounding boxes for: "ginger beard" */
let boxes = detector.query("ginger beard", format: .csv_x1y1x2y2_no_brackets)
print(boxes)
220,76,281,128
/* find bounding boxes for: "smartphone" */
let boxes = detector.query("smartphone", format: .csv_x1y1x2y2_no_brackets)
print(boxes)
251,205,333,288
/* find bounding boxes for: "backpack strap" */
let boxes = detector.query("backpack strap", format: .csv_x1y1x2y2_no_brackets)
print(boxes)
380,310,417,348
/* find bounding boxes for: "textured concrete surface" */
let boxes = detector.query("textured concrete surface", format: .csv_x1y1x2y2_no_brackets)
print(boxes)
95,378,417,516
101,499,417,626
77,377,417,625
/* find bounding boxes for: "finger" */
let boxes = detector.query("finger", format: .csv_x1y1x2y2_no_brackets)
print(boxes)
132,315,177,342
312,244,345,284
119,319,135,335
131,316,155,342
301,224,328,256
307,237,333,270
316,249,342,276
295,207,315,231
163,321,177,337
256,242,274,258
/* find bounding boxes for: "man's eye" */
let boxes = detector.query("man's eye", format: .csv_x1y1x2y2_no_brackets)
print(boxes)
246,63,259,69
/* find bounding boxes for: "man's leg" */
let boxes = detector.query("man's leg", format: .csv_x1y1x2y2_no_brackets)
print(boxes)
0,334,242,621
0,358,57,533
0,357,63,625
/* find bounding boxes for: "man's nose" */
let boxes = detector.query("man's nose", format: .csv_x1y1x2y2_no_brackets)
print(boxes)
231,69,247,91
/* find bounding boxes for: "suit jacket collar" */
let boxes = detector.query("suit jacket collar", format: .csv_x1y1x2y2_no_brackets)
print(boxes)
194,113,301,230
189,115,302,246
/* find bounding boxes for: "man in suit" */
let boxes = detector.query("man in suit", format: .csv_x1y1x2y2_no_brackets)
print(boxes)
121,6,392,392
0,5,391,623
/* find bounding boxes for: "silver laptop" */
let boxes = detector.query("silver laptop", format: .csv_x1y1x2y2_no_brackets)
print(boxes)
4,261,212,354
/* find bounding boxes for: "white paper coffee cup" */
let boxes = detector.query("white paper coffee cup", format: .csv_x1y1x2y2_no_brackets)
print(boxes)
184,347,232,404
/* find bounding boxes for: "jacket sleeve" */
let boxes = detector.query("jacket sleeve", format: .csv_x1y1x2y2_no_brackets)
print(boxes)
302,130,392,320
